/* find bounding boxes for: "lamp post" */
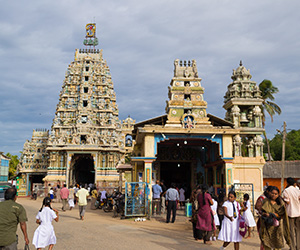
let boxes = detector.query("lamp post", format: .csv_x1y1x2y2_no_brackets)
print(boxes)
277,122,287,193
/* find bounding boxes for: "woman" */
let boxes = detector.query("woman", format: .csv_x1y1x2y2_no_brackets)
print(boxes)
190,185,202,241
259,186,291,250
217,191,226,231
241,193,256,239
196,185,214,245
90,185,98,210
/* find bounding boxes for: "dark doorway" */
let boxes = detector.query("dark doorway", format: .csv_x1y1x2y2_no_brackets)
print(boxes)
73,154,95,185
160,161,191,198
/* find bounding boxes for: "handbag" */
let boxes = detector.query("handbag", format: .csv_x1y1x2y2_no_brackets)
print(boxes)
273,217,280,227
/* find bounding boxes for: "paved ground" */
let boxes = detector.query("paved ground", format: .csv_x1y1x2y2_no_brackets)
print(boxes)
15,197,288,250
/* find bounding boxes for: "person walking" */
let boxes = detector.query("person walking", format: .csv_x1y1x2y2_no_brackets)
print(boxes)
32,185,38,200
259,186,291,250
241,193,256,239
165,183,179,223
32,197,59,250
90,186,98,210
179,186,186,210
217,191,226,231
218,191,242,250
152,180,162,215
60,184,69,211
160,180,167,214
68,185,75,210
190,185,202,241
196,185,214,245
282,177,300,250
0,187,29,249
76,184,89,220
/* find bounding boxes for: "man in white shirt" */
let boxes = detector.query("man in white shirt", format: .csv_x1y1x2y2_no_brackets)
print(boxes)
282,177,300,250
76,184,90,220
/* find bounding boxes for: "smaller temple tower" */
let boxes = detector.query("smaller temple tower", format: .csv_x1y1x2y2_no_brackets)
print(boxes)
165,59,211,128
18,129,49,196
223,61,264,157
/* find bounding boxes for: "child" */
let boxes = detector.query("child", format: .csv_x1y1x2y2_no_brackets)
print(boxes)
218,191,242,250
49,188,54,200
242,193,256,239
210,194,220,241
32,197,59,250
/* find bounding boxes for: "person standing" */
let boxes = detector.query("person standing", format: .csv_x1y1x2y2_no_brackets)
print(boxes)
179,186,186,209
190,185,202,241
0,187,29,249
165,183,179,223
196,185,214,245
32,197,59,250
282,177,300,250
76,184,89,220
32,185,38,200
160,180,167,214
152,180,162,215
60,184,69,211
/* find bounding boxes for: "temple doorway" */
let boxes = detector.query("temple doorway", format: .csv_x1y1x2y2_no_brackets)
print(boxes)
70,154,95,185
155,138,224,196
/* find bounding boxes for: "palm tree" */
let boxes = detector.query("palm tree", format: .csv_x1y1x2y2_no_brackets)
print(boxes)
259,79,282,161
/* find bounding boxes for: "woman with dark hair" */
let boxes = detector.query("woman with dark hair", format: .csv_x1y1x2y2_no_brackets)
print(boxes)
241,193,256,239
217,191,226,230
218,191,242,250
196,185,214,245
259,186,291,250
190,185,202,241
32,197,59,250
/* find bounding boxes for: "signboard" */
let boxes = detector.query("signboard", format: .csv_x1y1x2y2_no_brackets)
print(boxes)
233,183,254,213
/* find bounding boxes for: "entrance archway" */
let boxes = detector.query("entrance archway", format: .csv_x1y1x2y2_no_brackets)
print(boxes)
71,154,95,185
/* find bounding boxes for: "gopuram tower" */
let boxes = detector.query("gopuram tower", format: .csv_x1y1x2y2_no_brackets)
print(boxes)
45,24,125,188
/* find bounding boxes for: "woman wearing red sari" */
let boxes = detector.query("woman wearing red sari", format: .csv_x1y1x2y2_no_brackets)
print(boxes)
196,185,214,245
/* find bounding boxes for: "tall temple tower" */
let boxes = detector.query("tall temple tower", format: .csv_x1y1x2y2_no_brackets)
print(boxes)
45,24,125,187
165,59,211,128
223,61,264,157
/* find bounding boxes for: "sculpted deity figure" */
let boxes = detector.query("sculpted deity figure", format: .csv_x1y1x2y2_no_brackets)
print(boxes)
87,135,95,144
233,134,242,156
247,138,254,157
254,135,264,156
231,105,240,127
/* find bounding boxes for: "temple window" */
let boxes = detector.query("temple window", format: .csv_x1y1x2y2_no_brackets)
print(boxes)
83,100,88,107
85,67,89,71
184,109,192,114
85,76,89,81
184,81,190,86
84,87,88,93
82,116,87,123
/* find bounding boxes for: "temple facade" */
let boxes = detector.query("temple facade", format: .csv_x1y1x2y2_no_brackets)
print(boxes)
130,60,265,199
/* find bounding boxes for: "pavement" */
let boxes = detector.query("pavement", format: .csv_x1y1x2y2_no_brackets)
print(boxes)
15,197,289,250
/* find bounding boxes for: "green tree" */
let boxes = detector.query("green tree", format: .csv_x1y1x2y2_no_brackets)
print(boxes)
259,79,282,160
5,153,19,179
270,129,300,161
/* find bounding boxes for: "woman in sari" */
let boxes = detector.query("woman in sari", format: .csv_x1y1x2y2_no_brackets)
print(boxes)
196,185,214,245
259,186,291,250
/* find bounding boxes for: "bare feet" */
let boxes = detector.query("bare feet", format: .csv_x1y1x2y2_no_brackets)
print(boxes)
204,241,212,245
245,235,251,239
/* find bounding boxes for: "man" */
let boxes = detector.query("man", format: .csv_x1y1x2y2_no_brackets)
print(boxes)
0,187,29,249
165,183,179,223
32,185,38,200
76,184,89,220
263,182,269,191
282,177,300,250
160,180,167,214
152,180,162,215
60,184,69,211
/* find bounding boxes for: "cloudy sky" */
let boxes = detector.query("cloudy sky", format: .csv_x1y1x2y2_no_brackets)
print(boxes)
1,1,299,156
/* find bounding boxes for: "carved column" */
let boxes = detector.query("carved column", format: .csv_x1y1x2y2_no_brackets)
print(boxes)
233,135,242,157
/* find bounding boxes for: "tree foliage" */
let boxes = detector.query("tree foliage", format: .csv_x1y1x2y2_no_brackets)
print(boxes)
269,129,300,161
5,153,19,179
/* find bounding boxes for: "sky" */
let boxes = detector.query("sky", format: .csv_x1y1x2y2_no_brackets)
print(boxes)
0,1,299,156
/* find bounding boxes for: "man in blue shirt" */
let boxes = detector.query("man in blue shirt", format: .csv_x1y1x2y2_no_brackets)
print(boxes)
166,183,179,223
152,180,162,215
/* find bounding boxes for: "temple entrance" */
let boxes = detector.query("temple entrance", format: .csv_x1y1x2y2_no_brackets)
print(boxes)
70,154,95,185
155,138,224,195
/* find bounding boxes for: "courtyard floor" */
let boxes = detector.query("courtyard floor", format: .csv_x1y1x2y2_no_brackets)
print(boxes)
15,197,288,250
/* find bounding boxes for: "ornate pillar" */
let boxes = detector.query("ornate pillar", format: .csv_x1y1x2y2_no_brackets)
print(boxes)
233,135,242,157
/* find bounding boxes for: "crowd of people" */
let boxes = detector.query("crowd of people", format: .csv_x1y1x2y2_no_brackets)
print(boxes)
189,177,300,250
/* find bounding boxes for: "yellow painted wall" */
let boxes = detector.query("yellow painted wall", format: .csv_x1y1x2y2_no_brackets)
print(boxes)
144,135,155,157
222,134,233,158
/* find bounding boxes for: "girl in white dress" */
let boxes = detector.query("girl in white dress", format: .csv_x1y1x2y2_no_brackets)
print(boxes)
218,191,242,250
210,195,220,241
33,197,59,250
241,193,256,239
